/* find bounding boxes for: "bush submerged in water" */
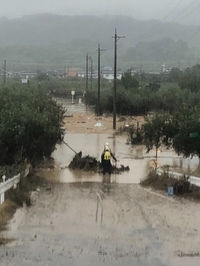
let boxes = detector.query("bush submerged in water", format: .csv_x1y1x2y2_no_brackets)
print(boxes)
68,152,130,173
68,152,100,171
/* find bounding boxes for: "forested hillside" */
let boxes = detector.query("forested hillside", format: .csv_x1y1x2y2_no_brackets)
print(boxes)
0,14,200,71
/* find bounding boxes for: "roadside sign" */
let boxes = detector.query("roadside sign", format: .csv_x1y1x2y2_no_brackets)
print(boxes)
168,187,174,196
190,132,199,138
71,91,75,104
21,79,28,84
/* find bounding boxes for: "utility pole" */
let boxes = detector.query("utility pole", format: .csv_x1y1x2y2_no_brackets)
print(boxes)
97,44,106,116
90,58,93,90
112,28,125,130
97,44,101,116
3,60,6,87
85,53,89,105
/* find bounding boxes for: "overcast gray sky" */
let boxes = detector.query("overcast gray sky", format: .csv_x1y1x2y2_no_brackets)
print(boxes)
0,0,199,25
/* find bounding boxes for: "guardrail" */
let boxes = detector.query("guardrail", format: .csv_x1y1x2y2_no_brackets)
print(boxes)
0,166,30,205
157,169,200,187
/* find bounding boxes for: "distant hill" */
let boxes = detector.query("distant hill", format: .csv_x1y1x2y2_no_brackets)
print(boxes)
0,14,200,71
1,14,200,47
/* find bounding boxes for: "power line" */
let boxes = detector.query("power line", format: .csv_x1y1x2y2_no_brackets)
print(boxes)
164,25,200,62
137,0,198,41
186,27,200,43
175,1,200,24
168,0,198,23
137,0,185,40
158,0,185,22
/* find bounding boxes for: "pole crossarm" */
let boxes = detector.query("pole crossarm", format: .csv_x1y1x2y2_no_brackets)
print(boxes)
112,36,126,41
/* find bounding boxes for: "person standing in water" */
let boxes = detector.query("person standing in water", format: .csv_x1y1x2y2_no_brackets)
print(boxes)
101,143,117,176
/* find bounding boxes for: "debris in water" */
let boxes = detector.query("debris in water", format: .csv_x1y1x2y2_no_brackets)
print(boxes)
68,152,130,174
68,152,100,171
94,122,103,127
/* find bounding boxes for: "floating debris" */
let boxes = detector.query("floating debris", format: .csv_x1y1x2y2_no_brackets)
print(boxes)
68,152,100,171
94,122,104,127
68,152,130,174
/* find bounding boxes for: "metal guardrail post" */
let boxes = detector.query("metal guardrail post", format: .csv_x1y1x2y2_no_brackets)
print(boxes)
157,169,200,187
0,166,30,205
0,175,6,204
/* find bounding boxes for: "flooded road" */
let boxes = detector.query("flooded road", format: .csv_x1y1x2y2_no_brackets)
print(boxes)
50,133,149,184
50,98,200,184
1,101,200,266
38,132,200,185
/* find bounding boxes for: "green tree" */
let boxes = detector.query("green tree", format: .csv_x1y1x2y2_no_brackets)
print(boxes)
0,86,65,166
168,67,182,83
171,105,200,158
36,70,50,81
179,64,200,93
142,115,166,160
121,71,139,90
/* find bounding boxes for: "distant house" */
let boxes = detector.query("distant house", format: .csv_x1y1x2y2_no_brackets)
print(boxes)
0,69,13,78
147,71,160,75
91,71,98,79
101,70,123,81
130,66,142,76
77,70,85,78
66,68,81,78
19,71,37,78
103,66,113,71
77,70,98,79
58,69,67,78
77,68,123,80
67,71,77,77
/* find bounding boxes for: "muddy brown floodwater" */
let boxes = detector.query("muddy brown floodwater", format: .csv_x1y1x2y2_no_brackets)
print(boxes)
1,102,200,266
40,133,199,184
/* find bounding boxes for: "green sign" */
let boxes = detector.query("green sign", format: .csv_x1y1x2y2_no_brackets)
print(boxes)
190,132,199,138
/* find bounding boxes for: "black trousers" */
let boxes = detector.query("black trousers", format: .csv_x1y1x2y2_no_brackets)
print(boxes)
102,160,112,175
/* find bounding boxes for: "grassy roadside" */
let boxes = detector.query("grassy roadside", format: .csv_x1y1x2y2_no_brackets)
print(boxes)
0,201,17,245
141,170,200,201
0,170,47,245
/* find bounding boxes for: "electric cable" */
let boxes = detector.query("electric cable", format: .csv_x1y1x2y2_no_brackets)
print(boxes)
137,0,185,40
137,0,198,41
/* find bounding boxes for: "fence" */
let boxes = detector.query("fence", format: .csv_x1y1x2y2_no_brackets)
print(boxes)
0,166,30,205
157,169,200,188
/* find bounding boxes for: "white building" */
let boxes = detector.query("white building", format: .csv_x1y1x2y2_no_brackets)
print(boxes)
101,70,123,81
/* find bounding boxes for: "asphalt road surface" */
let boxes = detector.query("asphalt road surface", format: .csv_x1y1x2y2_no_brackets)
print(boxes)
1,182,200,266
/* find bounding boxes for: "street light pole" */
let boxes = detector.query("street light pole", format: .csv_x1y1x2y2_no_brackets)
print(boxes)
112,28,125,130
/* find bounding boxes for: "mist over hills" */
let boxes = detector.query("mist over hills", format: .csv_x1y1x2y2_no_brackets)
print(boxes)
0,14,200,71
0,14,200,47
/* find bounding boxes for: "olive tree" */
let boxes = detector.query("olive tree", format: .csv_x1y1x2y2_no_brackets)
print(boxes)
142,114,167,160
171,105,200,159
0,86,65,166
